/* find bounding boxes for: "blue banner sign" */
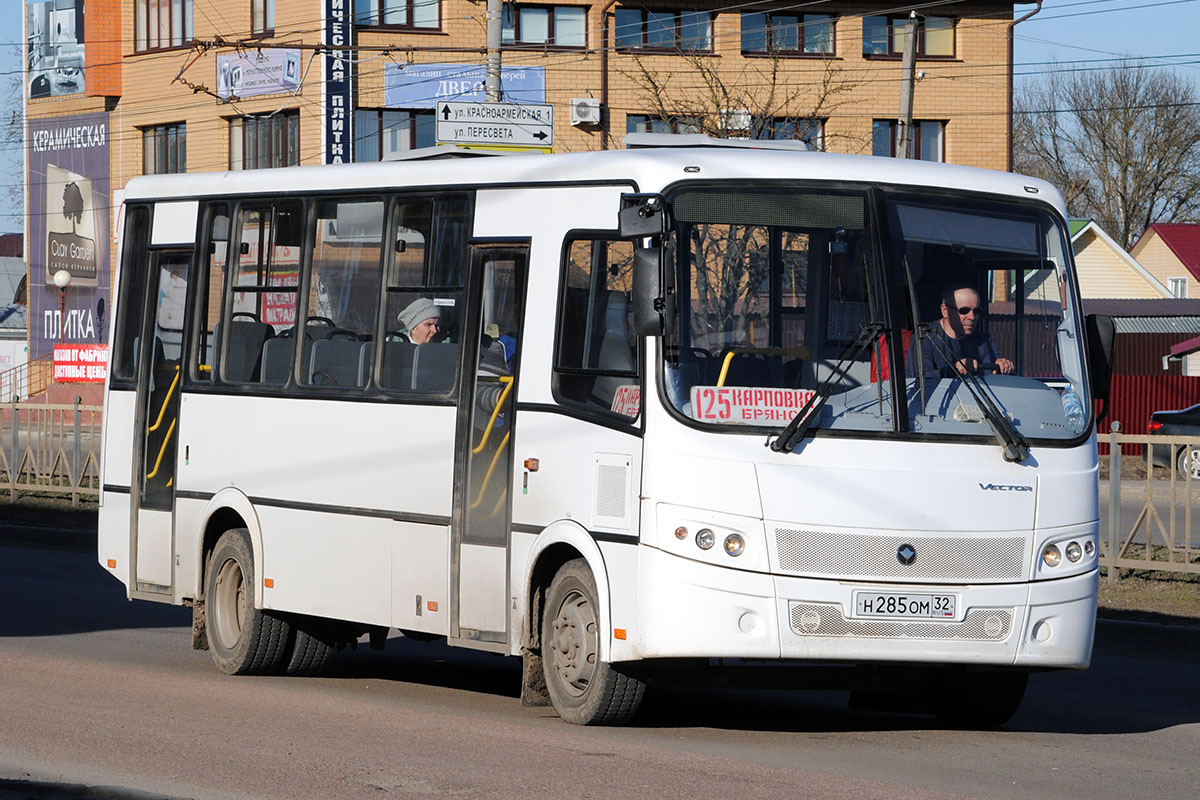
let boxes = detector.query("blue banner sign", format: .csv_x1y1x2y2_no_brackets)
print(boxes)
385,63,546,108
325,0,353,164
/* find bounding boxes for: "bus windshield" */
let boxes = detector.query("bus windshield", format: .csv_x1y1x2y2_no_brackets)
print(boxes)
661,186,1090,445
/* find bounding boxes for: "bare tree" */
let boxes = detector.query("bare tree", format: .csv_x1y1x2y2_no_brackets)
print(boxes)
618,50,867,150
1,65,25,233
1014,62,1200,249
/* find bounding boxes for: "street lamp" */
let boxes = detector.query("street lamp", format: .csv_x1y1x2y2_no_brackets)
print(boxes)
53,269,72,344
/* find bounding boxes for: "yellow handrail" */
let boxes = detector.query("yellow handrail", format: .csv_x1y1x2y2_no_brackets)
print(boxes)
472,375,514,455
145,418,177,480
716,346,811,387
470,431,510,510
147,366,181,433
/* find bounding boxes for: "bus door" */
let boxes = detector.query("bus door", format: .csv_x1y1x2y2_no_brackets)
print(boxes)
111,202,197,597
453,244,528,644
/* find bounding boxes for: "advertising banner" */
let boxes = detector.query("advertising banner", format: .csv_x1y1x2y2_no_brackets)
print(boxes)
27,112,111,362
216,49,303,100
325,0,353,163
27,0,85,98
385,63,546,108
53,343,108,383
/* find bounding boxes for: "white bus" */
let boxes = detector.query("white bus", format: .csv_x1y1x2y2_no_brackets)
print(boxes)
99,140,1114,726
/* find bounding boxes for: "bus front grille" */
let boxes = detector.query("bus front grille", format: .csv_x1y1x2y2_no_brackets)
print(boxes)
788,602,1014,641
773,528,1027,582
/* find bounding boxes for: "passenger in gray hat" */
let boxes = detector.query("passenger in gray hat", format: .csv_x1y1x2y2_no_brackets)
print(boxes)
398,297,441,344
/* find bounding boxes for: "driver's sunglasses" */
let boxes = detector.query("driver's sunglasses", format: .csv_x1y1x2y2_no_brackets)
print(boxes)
957,306,982,316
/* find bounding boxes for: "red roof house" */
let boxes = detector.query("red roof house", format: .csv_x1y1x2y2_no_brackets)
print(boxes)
1130,223,1200,299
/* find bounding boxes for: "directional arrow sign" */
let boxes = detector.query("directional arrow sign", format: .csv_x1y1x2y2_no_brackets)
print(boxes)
435,101,554,148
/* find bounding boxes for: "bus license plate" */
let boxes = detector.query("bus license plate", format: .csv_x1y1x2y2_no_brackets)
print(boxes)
854,591,956,619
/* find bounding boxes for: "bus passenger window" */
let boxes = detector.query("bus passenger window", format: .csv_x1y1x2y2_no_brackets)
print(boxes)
554,239,640,419
112,206,151,385
222,203,301,383
299,199,384,388
193,205,228,382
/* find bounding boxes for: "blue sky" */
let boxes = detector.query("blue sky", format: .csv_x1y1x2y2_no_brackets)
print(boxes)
1,0,1198,233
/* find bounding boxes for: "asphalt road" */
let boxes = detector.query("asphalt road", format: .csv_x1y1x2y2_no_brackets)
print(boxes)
0,525,1197,800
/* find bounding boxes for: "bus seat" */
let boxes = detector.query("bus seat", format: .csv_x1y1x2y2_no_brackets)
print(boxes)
308,339,369,387
720,350,773,387
411,342,459,392
223,319,274,382
260,338,292,385
381,340,417,389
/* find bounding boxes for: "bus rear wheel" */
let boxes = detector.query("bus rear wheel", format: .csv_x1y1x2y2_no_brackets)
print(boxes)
541,559,645,725
205,528,290,675
279,614,337,676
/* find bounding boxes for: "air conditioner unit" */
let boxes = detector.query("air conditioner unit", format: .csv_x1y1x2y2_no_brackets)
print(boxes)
570,97,602,126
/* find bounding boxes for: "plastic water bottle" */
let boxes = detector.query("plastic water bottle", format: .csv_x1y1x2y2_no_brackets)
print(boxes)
1061,386,1085,433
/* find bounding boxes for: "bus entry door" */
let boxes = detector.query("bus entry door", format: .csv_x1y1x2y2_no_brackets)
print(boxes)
133,248,191,595
453,245,528,644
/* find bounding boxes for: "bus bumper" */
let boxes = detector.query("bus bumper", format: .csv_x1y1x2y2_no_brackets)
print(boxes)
633,546,1096,668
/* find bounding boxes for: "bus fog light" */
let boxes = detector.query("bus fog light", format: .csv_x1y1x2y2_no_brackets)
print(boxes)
723,534,745,557
674,526,689,541
695,528,715,550
1032,620,1052,642
1042,544,1062,567
1084,541,1095,556
1065,542,1082,562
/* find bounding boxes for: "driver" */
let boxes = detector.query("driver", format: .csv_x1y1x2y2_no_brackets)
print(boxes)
910,285,1014,378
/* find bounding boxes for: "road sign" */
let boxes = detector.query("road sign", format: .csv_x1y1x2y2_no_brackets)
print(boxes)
435,101,554,148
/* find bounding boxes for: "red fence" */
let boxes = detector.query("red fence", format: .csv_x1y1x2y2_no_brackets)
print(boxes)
1098,374,1200,454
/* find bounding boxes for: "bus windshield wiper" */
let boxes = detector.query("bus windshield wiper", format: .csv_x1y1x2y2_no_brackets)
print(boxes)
769,321,884,454
919,323,1030,463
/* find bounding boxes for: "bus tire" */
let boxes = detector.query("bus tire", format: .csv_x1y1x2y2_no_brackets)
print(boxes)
205,528,290,675
279,615,336,676
932,669,1028,729
541,559,645,725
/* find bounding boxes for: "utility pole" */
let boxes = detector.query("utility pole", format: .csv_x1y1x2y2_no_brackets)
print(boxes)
897,11,918,159
485,0,502,102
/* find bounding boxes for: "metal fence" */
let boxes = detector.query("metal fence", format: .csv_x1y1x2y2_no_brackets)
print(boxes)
0,399,102,505
1104,422,1200,582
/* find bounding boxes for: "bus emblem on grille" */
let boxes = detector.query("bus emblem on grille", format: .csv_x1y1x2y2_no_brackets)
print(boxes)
897,544,917,565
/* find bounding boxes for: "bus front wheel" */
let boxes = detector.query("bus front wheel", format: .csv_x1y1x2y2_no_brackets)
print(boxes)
541,559,645,725
205,528,290,675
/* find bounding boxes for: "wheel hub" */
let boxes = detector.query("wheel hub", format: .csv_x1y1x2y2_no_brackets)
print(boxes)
550,589,597,697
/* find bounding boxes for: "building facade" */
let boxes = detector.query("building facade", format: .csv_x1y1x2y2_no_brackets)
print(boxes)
24,0,1020,396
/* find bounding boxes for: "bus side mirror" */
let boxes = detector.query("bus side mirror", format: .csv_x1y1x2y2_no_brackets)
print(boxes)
619,193,669,238
632,246,672,337
1086,313,1115,401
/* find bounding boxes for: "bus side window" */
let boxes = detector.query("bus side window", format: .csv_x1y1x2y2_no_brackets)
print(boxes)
379,194,471,394
300,198,384,389
221,203,301,383
111,206,152,386
553,238,640,420
193,204,228,382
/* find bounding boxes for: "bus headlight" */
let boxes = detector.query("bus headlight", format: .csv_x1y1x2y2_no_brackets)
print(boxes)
1065,541,1082,563
1042,544,1062,568
695,528,715,550
723,534,745,557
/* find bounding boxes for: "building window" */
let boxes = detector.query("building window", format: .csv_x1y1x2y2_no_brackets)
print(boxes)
502,4,586,47
872,119,943,162
142,123,187,174
741,12,834,55
626,114,701,135
229,111,300,170
862,15,954,58
354,0,440,29
756,117,824,149
354,109,436,161
1169,277,1189,298
134,0,195,52
614,9,712,51
252,0,275,34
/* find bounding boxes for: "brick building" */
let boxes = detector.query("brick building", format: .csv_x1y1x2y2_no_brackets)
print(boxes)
23,0,1022,397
